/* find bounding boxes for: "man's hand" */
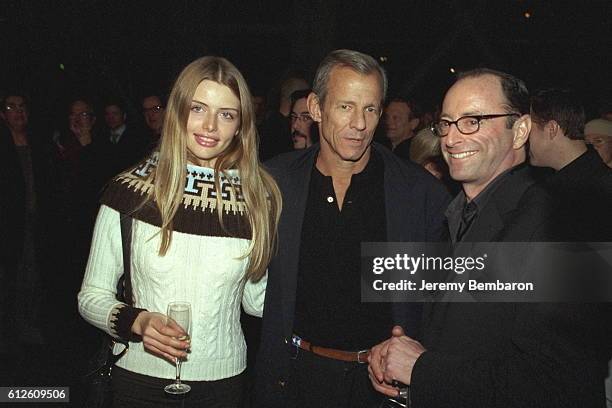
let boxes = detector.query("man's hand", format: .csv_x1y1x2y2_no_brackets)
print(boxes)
131,311,191,363
368,326,426,396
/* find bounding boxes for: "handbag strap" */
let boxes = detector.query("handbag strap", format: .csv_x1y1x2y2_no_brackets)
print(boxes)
107,214,133,362
119,215,133,306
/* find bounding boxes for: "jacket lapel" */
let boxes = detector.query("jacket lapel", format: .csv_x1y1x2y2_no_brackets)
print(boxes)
461,165,535,242
374,145,426,331
278,148,318,338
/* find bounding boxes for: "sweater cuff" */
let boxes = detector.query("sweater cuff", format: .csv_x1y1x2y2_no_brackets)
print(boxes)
110,304,147,342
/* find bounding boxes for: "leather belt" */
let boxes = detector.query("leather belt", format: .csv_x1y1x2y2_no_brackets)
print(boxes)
291,335,370,364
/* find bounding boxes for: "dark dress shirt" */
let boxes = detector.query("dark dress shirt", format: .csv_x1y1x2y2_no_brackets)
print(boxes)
293,152,392,350
446,164,519,243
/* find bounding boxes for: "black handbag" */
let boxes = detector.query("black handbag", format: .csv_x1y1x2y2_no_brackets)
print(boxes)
82,215,133,408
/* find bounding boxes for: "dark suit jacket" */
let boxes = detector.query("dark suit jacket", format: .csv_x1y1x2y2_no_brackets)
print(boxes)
544,148,612,242
0,128,53,267
412,164,610,408
97,126,148,185
254,142,451,407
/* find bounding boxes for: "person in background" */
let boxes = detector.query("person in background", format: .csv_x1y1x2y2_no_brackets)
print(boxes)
530,87,612,406
529,88,612,240
409,127,444,178
99,99,147,182
51,98,103,271
252,93,267,127
141,94,165,152
258,74,309,160
0,92,50,347
383,97,421,160
409,127,460,195
78,56,282,408
289,89,318,150
584,118,612,168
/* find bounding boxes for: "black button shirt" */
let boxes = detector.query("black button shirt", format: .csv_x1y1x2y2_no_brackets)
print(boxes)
293,152,393,350
447,165,520,242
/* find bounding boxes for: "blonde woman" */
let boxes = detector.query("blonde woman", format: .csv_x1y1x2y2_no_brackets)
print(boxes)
78,56,281,407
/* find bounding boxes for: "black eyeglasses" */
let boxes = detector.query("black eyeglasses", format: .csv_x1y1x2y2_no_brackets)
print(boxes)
143,105,163,113
431,113,520,137
290,113,312,123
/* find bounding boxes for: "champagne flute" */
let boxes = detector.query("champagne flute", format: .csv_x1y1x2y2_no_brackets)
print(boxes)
164,302,192,395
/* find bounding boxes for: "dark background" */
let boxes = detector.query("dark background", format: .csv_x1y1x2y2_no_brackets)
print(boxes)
2,0,611,123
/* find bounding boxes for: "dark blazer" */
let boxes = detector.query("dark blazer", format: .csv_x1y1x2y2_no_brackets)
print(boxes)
544,148,612,242
254,142,451,407
0,128,53,267
412,164,610,408
97,126,148,184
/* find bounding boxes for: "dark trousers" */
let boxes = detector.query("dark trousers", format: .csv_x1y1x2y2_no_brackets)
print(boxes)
111,366,245,408
286,348,384,408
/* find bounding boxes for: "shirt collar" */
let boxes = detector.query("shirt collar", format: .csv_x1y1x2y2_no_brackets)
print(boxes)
111,124,126,136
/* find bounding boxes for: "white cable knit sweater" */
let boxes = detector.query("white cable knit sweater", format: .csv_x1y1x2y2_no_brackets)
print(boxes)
78,155,266,381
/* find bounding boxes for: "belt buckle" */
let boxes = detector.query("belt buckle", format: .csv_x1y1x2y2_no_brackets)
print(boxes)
289,335,301,360
357,349,369,364
291,334,302,348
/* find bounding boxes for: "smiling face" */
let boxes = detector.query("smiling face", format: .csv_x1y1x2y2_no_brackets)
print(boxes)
185,80,241,167
440,74,528,198
310,66,383,168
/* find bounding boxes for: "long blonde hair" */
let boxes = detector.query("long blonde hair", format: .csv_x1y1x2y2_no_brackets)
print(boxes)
146,56,281,281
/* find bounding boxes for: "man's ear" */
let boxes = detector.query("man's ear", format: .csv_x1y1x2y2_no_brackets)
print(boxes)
548,120,560,140
409,117,420,132
307,92,322,122
512,114,531,149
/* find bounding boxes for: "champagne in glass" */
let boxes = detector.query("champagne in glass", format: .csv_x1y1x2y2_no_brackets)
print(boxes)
164,302,192,395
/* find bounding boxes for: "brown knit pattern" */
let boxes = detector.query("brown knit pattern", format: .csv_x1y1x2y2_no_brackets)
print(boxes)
101,154,251,239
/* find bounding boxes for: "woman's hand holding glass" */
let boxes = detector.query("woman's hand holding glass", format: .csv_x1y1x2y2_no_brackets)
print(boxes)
131,311,191,364
164,302,192,395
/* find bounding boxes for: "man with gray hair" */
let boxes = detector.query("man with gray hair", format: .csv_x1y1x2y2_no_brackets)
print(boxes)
254,49,449,407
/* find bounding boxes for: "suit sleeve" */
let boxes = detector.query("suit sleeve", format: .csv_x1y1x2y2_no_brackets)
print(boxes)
411,302,609,408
